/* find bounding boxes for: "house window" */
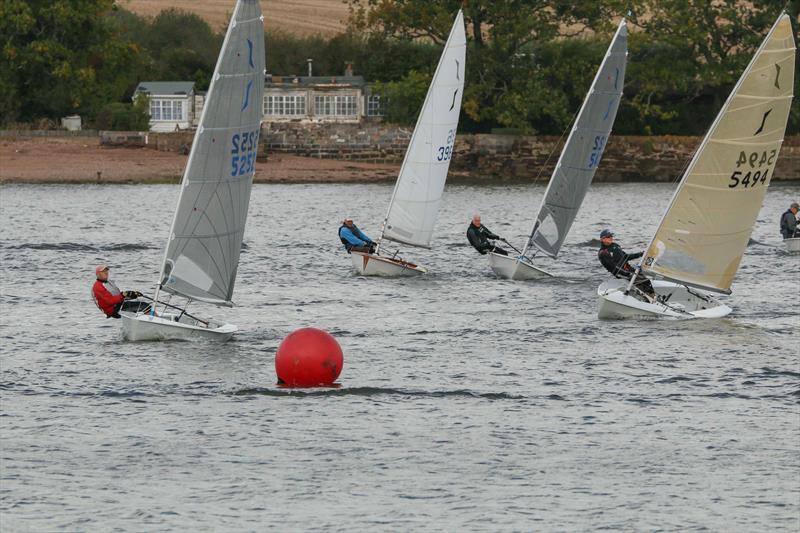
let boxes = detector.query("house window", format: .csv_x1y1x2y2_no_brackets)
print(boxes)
264,94,307,116
315,94,357,117
367,95,382,116
149,99,184,121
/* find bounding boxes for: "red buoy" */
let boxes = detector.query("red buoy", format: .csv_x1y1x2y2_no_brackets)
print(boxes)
275,328,343,387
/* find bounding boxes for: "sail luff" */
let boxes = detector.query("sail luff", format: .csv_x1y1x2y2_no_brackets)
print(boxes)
639,14,795,293
523,19,628,259
380,10,466,248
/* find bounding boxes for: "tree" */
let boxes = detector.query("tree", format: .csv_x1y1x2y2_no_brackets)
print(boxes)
0,0,144,125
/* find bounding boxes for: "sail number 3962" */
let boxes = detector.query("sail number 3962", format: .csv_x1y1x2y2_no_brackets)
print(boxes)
231,130,259,177
728,149,776,188
436,129,456,161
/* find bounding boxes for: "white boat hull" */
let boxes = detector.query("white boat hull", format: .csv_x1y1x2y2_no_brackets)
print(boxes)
349,251,426,277
487,252,553,280
597,279,732,320
784,238,800,253
120,311,236,341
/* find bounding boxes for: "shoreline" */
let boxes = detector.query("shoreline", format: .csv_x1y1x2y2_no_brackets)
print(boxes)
1,136,798,185
0,137,401,184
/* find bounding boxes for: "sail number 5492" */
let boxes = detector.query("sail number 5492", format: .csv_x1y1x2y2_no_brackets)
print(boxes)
728,149,776,188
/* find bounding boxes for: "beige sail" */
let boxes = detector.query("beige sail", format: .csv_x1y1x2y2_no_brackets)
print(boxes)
642,14,795,294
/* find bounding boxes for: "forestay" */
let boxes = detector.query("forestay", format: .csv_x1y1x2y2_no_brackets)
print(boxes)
526,20,627,258
159,0,265,306
641,14,795,294
381,11,466,248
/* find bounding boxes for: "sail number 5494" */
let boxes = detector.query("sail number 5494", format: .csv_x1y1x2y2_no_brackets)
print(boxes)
728,149,776,188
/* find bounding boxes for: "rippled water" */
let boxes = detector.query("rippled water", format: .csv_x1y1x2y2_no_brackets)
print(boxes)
2,181,799,531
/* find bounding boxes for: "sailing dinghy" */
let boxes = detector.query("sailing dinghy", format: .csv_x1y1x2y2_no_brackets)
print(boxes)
349,10,466,277
597,14,795,320
489,20,628,280
121,0,265,341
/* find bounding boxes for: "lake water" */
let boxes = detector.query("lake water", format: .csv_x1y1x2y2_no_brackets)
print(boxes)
1,181,799,531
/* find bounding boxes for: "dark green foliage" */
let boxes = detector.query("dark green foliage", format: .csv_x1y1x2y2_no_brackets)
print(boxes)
4,0,797,135
0,0,144,125
94,98,150,131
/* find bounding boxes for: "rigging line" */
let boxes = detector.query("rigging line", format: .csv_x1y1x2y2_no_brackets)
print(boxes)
531,105,582,184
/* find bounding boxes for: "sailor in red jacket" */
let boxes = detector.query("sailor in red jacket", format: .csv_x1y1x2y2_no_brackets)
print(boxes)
92,264,144,318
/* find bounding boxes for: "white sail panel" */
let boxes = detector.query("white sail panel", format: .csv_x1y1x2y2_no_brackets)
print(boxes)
382,11,466,248
642,15,795,293
160,0,265,305
527,20,627,258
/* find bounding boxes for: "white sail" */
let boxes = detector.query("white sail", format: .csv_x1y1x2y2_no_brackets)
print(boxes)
159,0,265,306
641,14,795,294
526,20,627,258
381,10,467,248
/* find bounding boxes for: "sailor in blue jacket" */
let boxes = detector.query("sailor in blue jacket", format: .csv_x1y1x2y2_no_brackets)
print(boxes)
339,217,376,254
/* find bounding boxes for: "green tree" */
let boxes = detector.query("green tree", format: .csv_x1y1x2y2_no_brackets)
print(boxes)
0,0,144,125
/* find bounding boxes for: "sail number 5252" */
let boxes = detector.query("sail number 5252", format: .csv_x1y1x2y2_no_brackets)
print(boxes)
231,130,259,177
728,149,776,188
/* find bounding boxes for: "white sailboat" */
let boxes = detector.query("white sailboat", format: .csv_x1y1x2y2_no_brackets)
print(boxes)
489,19,628,280
121,0,265,341
598,13,795,320
349,10,466,277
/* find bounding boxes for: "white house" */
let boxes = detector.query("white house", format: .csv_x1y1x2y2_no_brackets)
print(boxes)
262,74,382,123
133,81,197,132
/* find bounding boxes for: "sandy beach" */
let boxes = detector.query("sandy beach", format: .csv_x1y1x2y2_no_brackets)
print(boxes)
0,137,401,184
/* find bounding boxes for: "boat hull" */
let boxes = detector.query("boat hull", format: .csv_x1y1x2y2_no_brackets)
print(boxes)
597,279,732,320
784,238,800,253
487,252,553,280
349,251,426,277
120,311,236,341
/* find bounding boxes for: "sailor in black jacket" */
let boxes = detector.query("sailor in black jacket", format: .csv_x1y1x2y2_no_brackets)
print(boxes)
467,214,508,255
598,229,655,298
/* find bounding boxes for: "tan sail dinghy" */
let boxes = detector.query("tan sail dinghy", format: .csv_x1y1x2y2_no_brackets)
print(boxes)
349,10,466,277
598,13,795,319
121,0,265,341
490,20,628,280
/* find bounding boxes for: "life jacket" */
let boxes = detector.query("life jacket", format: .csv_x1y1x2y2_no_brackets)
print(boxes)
339,224,364,248
92,279,123,317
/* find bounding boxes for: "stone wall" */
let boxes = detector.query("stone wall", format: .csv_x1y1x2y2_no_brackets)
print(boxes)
261,122,800,182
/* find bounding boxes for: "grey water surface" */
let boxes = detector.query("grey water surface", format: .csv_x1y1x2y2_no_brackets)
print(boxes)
1,182,799,532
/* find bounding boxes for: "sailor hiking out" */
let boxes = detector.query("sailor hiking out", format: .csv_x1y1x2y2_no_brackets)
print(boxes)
597,230,656,299
780,202,799,239
339,217,376,254
467,214,508,256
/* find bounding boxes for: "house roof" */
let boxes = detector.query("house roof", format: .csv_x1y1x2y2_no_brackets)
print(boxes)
134,81,196,96
266,75,366,87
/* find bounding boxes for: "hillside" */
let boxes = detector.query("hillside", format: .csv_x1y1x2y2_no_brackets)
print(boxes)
119,0,349,36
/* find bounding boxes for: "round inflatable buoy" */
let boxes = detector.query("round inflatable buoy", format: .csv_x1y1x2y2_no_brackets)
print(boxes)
275,328,343,387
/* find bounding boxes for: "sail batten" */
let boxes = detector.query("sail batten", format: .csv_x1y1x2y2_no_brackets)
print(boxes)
158,0,265,305
641,14,795,293
525,20,628,258
380,11,466,249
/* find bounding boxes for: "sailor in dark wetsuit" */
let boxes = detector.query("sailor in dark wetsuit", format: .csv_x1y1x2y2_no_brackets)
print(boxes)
467,214,508,255
597,229,656,299
779,202,799,239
